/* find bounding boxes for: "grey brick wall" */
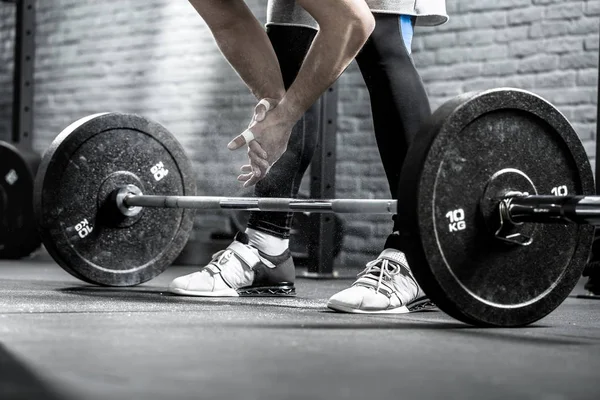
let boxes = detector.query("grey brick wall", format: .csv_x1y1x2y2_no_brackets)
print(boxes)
411,0,599,160
16,0,600,268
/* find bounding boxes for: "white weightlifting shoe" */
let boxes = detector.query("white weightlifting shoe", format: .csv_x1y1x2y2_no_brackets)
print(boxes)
169,232,295,297
327,249,435,314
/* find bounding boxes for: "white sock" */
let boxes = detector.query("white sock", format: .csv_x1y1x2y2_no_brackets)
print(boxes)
245,228,289,256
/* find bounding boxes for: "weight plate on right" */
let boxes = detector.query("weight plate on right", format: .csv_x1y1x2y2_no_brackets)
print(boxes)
397,88,594,327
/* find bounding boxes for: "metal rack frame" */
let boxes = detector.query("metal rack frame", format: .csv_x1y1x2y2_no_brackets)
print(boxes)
2,0,35,149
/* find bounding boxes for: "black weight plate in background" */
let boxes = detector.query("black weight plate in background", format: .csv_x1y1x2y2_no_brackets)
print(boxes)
397,88,594,327
0,141,41,259
34,113,196,286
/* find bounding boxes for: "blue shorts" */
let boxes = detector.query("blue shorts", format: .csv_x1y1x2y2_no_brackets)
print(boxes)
399,15,416,54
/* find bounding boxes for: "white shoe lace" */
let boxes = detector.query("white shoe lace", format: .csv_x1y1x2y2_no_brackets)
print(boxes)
358,258,403,294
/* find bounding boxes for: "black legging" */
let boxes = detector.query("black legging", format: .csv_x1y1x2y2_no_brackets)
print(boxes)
246,26,318,239
247,13,431,250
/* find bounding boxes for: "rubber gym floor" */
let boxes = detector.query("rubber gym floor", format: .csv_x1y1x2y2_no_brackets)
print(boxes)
0,259,599,400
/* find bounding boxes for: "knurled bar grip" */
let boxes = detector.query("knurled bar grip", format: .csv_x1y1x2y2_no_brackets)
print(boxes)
507,195,600,225
123,194,397,214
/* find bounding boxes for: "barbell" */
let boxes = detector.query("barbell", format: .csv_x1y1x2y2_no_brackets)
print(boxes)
33,88,596,327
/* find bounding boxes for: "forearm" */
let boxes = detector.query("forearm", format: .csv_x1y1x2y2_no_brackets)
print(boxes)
188,0,285,101
279,0,375,121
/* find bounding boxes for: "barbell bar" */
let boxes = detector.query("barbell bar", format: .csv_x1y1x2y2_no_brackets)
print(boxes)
117,189,600,225
34,88,595,327
120,192,397,214
113,188,600,257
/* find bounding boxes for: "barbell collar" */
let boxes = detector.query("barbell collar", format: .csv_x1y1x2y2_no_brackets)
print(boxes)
122,193,397,214
507,195,600,225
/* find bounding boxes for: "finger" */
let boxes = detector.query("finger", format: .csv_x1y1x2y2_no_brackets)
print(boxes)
227,129,255,150
254,106,267,122
243,174,262,188
247,151,269,171
248,140,267,159
240,164,252,173
253,99,273,122
247,152,269,178
226,134,246,150
237,172,254,182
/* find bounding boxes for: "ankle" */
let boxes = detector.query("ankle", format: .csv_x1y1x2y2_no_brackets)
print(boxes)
245,228,289,256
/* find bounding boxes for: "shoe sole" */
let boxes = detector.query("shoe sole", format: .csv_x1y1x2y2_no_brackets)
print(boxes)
238,285,296,297
169,287,239,297
327,296,437,314
169,285,296,297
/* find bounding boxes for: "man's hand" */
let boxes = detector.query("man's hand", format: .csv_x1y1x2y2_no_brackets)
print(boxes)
227,99,294,187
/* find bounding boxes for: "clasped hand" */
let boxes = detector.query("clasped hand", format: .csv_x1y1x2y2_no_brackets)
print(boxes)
227,99,293,187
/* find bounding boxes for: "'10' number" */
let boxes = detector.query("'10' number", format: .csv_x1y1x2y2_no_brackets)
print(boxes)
551,185,568,196
445,208,466,233
151,161,169,182
75,218,93,239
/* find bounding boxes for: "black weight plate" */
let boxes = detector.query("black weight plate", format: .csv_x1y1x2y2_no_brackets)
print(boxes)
34,113,196,286
0,141,41,259
397,88,594,327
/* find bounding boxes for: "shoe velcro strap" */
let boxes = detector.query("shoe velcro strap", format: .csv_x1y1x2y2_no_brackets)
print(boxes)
227,241,262,269
204,263,222,274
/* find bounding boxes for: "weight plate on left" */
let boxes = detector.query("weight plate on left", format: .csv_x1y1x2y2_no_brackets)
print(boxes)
34,113,196,286
397,88,594,327
0,141,41,258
